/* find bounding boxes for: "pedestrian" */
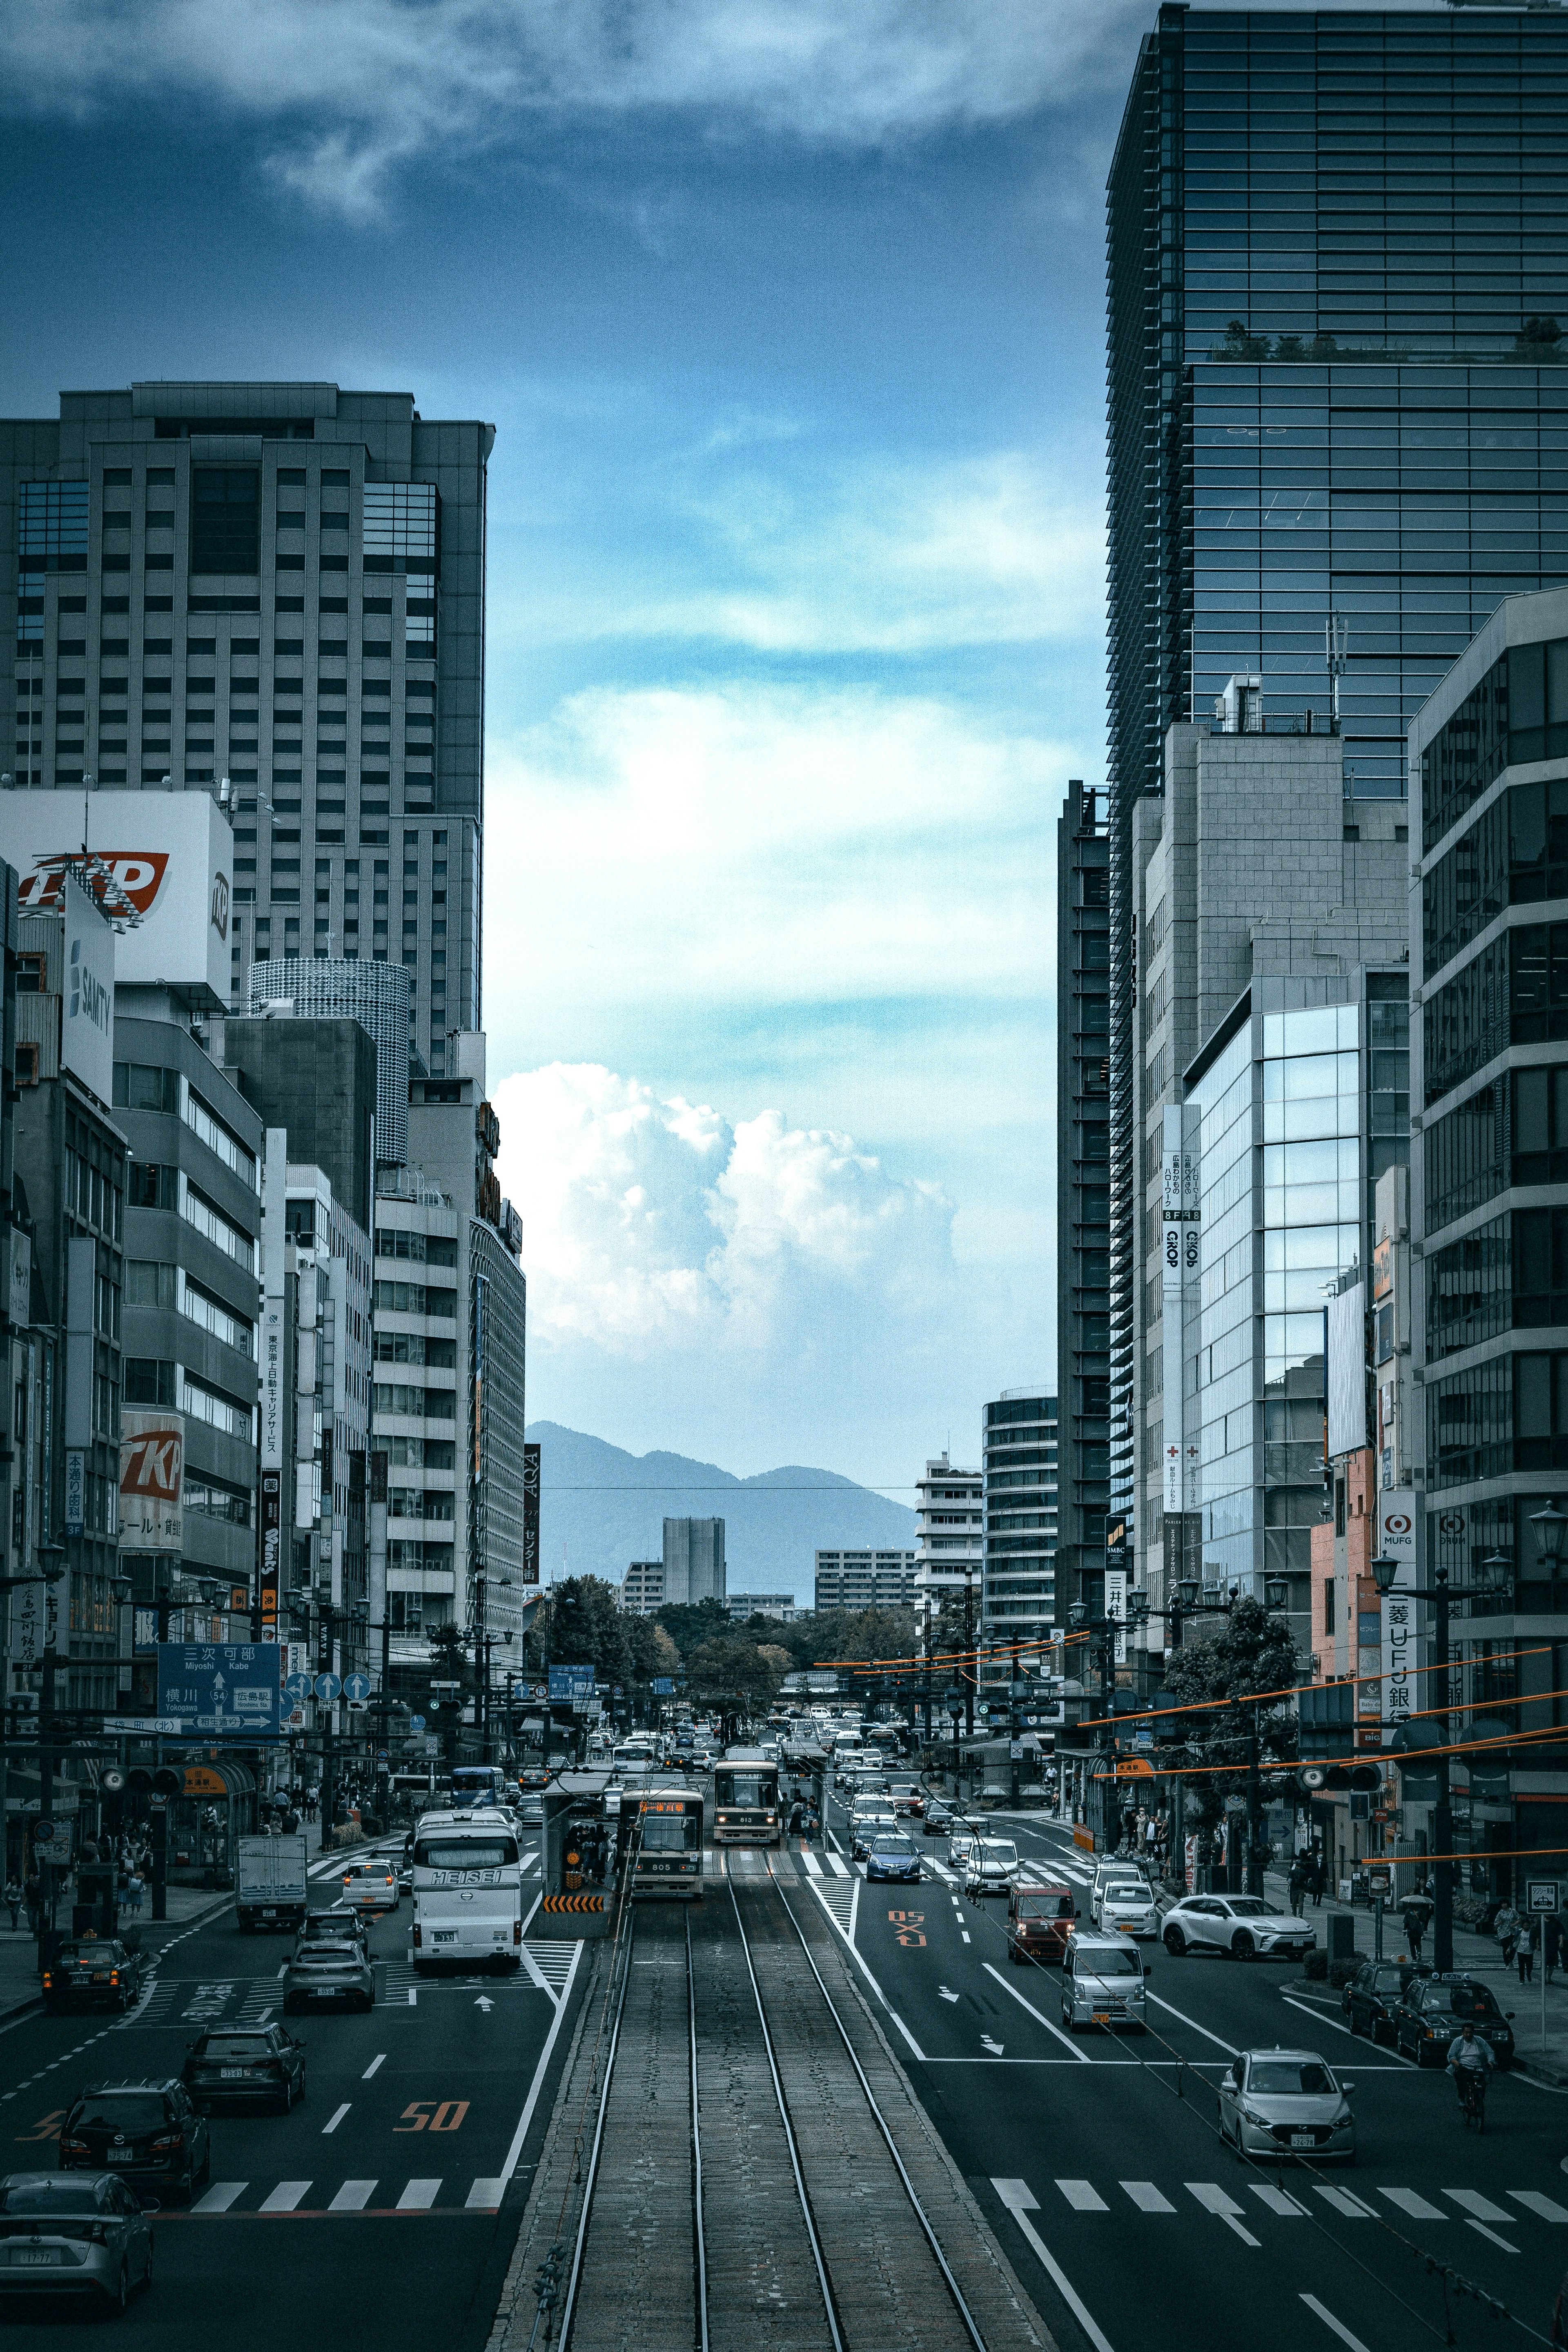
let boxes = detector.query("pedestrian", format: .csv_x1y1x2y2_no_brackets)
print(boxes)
22,1874,41,1937
1496,1898,1521,1970
2,1878,20,1933
1550,1913,1564,1987
125,1871,143,1917
1521,1916,1539,1984
1402,1895,1431,1966
1289,1857,1310,1910
1310,1853,1326,1908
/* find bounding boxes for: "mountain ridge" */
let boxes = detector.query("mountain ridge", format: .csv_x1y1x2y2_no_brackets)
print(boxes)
524,1420,918,1606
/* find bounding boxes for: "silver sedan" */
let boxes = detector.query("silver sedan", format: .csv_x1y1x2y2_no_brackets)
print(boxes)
283,1938,375,2013
0,2172,154,2311
1217,2048,1356,2163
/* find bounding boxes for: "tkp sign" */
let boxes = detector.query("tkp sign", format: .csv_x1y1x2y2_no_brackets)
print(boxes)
119,1410,184,1554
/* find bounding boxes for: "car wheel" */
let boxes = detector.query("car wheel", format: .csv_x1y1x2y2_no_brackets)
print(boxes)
1164,1927,1187,1957
1233,1932,1256,1962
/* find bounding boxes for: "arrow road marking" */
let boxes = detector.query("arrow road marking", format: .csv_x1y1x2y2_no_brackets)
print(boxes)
474,1995,494,2012
991,2180,1116,2352
982,2035,1005,2055
938,1985,960,2002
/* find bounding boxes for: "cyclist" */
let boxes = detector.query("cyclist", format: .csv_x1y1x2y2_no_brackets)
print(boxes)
1447,2019,1496,2120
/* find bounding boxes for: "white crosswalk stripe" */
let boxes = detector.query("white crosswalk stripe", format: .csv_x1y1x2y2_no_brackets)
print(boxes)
800,1850,822,1876
466,2178,503,2208
397,2179,441,2211
1381,2187,1444,2221
258,2181,311,2213
1314,2186,1375,2219
1056,2180,1109,2211
1121,2182,1175,2213
329,2181,376,2212
192,2181,247,2214
1250,2185,1305,2217
824,1852,849,1877
183,2176,504,2216
995,2176,1567,2234
1446,2189,1513,2225
1511,2192,1568,2224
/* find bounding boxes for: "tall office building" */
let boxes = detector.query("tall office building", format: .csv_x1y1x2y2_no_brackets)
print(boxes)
813,1551,918,1614
981,1393,1058,1637
1105,7,1568,1590
912,1455,983,1628
1055,782,1110,1620
0,379,492,1077
662,1517,726,1608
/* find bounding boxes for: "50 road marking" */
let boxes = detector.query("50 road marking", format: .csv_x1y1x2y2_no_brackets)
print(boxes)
395,2101,469,2132
889,1910,927,1947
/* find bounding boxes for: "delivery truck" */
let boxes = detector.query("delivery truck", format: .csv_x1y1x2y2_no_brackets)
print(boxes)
236,1833,309,1934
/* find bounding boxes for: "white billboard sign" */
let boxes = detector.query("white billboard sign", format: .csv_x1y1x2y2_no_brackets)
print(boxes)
1326,1282,1368,1459
60,875,114,1102
118,1410,184,1553
0,791,232,1005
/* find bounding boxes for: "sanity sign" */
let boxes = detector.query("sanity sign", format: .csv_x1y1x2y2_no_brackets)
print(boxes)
118,1410,183,1552
0,791,233,1007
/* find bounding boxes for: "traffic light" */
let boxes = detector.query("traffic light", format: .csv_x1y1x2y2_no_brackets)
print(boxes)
1298,1683,1354,1760
1295,1760,1382,1795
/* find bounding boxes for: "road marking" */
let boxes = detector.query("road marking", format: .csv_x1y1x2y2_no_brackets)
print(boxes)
1144,1991,1238,2055
801,1851,822,1876
1281,1994,1417,2065
991,2179,1117,2352
803,1877,925,2061
1120,2181,1175,2212
825,1853,849,1877
1314,2186,1373,2218
1510,2191,1568,2223
362,2054,386,2080
408,1987,417,2005
397,2179,441,2210
1301,2292,1373,2352
983,1962,1091,2062
488,1941,585,2198
1250,2185,1305,2216
1380,2187,1444,2221
329,2180,375,2211
939,1986,960,2003
323,2103,350,2134
192,2181,247,2214
258,2180,311,2213
1056,2179,1108,2211
1446,2189,1513,2225
467,2177,503,2209
961,1931,971,1944
1185,2183,1260,2247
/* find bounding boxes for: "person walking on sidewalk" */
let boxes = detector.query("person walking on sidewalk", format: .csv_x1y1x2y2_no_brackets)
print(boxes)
1496,1899,1521,1970
1521,1915,1540,1984
1548,1913,1563,1986
2,1878,20,1933
1403,1894,1432,1966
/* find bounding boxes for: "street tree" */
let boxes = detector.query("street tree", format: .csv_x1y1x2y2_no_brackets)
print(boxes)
685,1637,782,1742
1161,1595,1299,1855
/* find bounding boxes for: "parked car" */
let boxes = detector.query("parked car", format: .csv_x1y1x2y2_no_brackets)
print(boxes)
865,1831,922,1885
340,1858,400,1913
1160,1892,1315,1962
1060,1931,1149,2032
1216,2048,1355,2163
1390,1971,1516,2068
40,1940,147,2016
0,2172,154,2311
57,2081,209,2205
282,1939,375,2014
1007,1885,1079,1967
1342,1958,1419,2044
182,2025,307,2114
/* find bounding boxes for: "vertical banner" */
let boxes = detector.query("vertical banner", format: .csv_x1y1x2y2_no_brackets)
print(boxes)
1379,1492,1417,1747
118,1411,184,1551
369,1447,388,1650
258,1468,282,1639
1105,1562,1127,1666
522,1441,541,1586
64,1449,85,1539
1160,1103,1201,1546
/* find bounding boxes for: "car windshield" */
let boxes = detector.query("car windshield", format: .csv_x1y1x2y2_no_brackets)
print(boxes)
69,2094,168,2134
981,1843,1018,1867
1080,1948,1140,1978
1222,1898,1267,1918
0,2180,105,2214
196,2034,273,2060
874,1838,916,1856
1428,1984,1501,2019
58,1942,125,1964
1104,1885,1147,1904
1249,2060,1336,2096
1018,1893,1074,1920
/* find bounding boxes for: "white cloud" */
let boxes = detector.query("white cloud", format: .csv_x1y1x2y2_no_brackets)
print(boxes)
0,0,1149,218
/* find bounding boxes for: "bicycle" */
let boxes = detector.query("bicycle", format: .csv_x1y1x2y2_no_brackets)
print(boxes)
1454,2065,1488,2134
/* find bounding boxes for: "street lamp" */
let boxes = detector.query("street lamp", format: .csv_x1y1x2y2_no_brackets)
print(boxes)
1530,1499,1568,1573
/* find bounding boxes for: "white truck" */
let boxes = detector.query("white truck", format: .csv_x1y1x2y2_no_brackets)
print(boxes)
409,1810,523,1973
236,1833,309,1935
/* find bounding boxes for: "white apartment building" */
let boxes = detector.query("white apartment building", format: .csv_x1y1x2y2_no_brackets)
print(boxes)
913,1454,982,1627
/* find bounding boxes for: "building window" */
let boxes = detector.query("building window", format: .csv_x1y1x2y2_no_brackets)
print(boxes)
124,1358,176,1407
191,468,260,575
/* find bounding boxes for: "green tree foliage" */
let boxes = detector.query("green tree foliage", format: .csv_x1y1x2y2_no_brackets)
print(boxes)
1162,1596,1299,1836
653,1599,733,1658
627,1616,681,1683
685,1637,782,1738
535,1576,631,1689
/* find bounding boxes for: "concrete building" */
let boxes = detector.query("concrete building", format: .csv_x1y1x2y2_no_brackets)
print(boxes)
662,1518,725,1608
725,1592,796,1623
620,1560,663,1616
1130,710,1409,1660
1055,782,1109,1624
0,378,492,1078
241,962,406,1171
1408,587,1568,1895
981,1393,1058,1638
912,1456,982,1629
813,1550,917,1615
1104,4,1568,1633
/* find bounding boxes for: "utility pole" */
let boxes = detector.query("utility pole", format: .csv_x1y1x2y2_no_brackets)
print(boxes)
1009,1638,1021,1810
1244,1704,1263,1899
962,1568,975,1742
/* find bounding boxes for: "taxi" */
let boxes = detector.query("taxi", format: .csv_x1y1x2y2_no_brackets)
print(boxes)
1390,1970,1516,2068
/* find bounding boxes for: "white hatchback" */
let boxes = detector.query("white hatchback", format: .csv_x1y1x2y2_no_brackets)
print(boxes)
340,1857,401,1912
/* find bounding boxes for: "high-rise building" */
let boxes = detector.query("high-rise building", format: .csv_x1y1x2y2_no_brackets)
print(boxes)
813,1550,917,1614
0,379,492,1077
620,1560,664,1615
981,1393,1058,1637
912,1455,982,1628
1105,5,1568,1617
242,960,408,1168
662,1518,725,1607
1055,781,1109,1621
725,1591,797,1622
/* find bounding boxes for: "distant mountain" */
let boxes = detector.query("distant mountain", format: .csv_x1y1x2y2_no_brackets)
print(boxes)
524,1421,917,1607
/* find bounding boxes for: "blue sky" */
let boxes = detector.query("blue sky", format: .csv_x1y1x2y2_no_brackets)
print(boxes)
0,0,1160,1488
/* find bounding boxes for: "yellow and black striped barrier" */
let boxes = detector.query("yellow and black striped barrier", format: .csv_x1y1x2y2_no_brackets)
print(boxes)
541,1893,604,1914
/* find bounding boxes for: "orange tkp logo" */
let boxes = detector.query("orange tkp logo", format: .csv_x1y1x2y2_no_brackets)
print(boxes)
18,852,169,915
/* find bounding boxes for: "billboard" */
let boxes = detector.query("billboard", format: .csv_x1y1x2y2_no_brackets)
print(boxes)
1325,1282,1368,1459
60,874,114,1102
118,1410,184,1552
0,791,233,1006
522,1442,541,1584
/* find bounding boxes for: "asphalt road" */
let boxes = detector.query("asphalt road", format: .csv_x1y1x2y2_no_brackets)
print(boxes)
820,1787,1568,2352
0,1831,585,2348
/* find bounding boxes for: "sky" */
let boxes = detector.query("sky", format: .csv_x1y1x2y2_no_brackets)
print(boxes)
0,0,1166,1489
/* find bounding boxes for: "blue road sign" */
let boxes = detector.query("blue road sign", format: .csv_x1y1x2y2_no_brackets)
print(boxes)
343,1673,372,1703
651,1677,674,1695
549,1664,595,1703
283,1673,313,1705
314,1672,343,1704
158,1644,281,1738
408,1714,425,1732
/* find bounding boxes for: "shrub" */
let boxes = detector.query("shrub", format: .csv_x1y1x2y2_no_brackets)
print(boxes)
1328,1956,1361,1990
1303,1948,1328,1981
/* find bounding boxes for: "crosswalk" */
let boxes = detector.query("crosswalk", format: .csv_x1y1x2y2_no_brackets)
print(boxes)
188,2174,506,2218
996,2172,1568,2249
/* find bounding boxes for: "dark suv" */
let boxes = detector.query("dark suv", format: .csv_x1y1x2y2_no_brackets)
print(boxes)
1342,1958,1419,2045
1391,1972,1517,2068
58,2082,210,2203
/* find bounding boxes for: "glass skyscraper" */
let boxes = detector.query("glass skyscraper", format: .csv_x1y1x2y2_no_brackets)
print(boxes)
1105,6,1568,1566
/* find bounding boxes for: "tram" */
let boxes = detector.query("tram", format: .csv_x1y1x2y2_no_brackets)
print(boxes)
624,1784,705,1899
713,1747,782,1846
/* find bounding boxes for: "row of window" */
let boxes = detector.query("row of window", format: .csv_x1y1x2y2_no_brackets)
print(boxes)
1423,1063,1568,1229
1424,777,1568,975
122,1359,255,1442
1429,1348,1568,1485
1421,635,1568,850
1424,924,1568,1102
1428,1207,1568,1358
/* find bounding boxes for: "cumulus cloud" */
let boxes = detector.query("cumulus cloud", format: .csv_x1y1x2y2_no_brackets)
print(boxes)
0,0,1149,217
493,1061,957,1358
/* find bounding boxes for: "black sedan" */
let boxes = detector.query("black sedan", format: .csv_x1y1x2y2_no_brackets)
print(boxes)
58,2081,210,2205
183,2025,307,2114
1342,1958,1419,2044
40,1940,147,2016
1390,1971,1517,2068
921,1803,956,1839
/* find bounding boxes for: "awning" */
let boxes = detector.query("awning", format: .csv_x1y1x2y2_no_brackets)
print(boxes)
180,1762,256,1800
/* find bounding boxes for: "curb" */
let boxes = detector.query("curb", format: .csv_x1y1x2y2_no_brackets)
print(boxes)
0,1884,241,2027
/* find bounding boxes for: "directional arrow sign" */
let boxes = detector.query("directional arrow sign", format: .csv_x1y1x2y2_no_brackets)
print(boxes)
314,1672,342,1704
343,1673,372,1703
474,1996,494,2012
938,1985,960,2003
283,1673,312,1705
981,2035,1005,2055
408,1715,425,1733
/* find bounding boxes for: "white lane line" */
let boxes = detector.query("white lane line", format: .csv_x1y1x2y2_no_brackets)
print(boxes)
1511,2191,1568,2223
991,2179,1117,2352
1056,2179,1108,2211
396,2179,441,2210
1185,2183,1261,2247
801,1851,822,1876
982,1962,1091,2064
466,2178,504,2208
329,2180,375,2211
521,1893,542,1940
1281,1994,1417,2065
1380,2187,1444,2221
1301,2293,1374,2352
1121,2181,1175,2213
192,2181,247,2214
803,1877,924,2062
408,1986,417,2005
489,1941,585,2197
259,2180,312,2213
322,2103,350,2134
1250,2184,1306,2217
361,2054,386,2080
1144,1991,1238,2055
